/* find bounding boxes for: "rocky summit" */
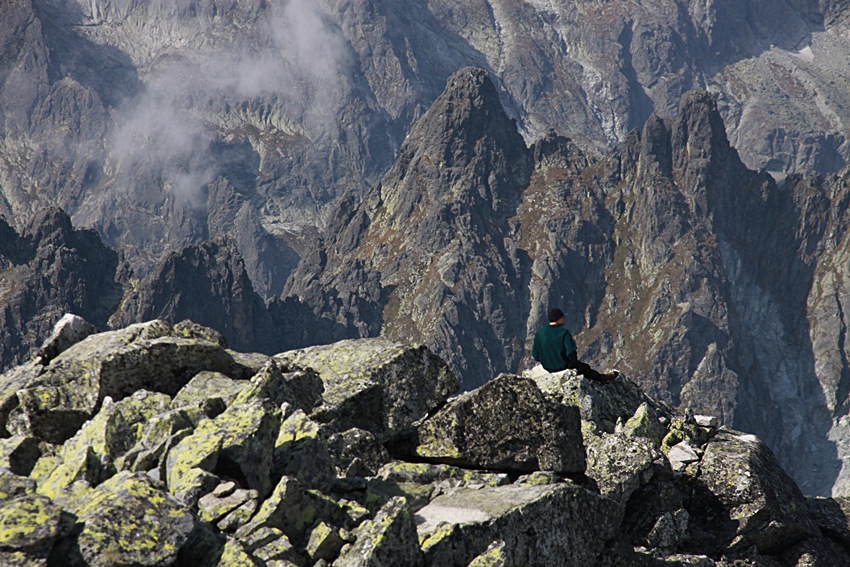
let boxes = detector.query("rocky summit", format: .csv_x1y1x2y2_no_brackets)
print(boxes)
2,316,850,566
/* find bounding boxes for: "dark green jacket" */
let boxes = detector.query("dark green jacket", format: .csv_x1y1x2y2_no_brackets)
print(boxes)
532,324,578,372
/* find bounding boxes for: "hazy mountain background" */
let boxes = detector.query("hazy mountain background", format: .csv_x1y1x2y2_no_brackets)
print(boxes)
2,0,850,496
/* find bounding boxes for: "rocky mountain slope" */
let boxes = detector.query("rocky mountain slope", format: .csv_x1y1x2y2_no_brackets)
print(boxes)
3,316,850,566
285,66,850,499
3,0,850,289
3,0,850,500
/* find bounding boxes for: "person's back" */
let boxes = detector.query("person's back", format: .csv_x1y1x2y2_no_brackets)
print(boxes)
532,323,576,372
531,307,618,383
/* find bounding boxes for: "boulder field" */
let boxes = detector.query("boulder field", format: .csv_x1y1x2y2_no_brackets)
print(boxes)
0,315,848,566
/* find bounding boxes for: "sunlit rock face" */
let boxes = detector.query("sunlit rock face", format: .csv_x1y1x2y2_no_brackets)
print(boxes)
287,67,850,498
4,0,850,500
1,318,849,566
3,0,850,292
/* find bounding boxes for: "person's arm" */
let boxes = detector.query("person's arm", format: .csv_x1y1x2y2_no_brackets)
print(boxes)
564,330,577,361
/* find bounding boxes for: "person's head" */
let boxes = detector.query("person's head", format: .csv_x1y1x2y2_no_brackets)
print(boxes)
547,308,564,325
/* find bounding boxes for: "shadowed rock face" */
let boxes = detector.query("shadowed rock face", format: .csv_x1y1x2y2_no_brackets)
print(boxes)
1,318,848,566
0,207,123,371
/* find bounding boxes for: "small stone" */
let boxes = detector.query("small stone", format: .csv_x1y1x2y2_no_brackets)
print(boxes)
217,497,259,533
668,442,700,472
214,481,238,498
251,531,301,564
306,521,345,562
694,415,719,428
200,487,258,523
334,497,423,567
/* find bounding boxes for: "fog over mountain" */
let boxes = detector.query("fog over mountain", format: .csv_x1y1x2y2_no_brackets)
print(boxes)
3,0,850,497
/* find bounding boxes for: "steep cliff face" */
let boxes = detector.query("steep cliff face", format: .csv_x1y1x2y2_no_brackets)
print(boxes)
0,208,122,370
3,0,850,297
285,68,532,387
110,237,278,354
286,68,850,496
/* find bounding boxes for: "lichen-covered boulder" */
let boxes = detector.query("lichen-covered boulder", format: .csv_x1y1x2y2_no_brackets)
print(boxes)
236,476,345,545
412,374,585,474
0,361,42,437
10,320,252,444
199,483,260,529
240,526,303,565
233,359,324,414
328,428,391,477
0,494,64,557
0,468,37,500
335,496,423,567
306,521,345,563
529,369,670,433
691,430,820,554
65,471,195,566
216,537,262,566
273,409,336,491
467,541,508,567
122,407,202,477
167,397,281,504
416,482,624,566
584,431,662,504
275,339,458,438
36,390,171,500
623,402,669,447
171,371,247,417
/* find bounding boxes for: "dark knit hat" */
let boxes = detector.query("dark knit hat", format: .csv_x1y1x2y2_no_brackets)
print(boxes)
547,308,564,323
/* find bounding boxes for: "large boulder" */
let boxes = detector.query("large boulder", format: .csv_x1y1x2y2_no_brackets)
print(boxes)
412,374,585,474
36,390,172,500
528,368,671,433
584,431,662,504
7,320,252,444
166,397,282,504
56,471,195,567
275,339,458,439
34,313,98,365
0,493,64,560
416,482,624,566
689,430,820,554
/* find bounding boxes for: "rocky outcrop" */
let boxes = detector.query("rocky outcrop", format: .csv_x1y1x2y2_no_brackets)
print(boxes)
0,208,123,371
1,318,849,566
284,67,850,500
4,0,850,503
109,236,279,354
284,67,532,390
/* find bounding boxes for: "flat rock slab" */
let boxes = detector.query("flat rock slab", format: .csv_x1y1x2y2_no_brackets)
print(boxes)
416,482,622,567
